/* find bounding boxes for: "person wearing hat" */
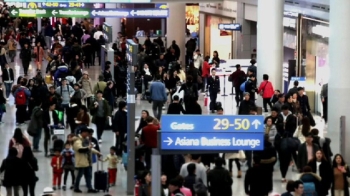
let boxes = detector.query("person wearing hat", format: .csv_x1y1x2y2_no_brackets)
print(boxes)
72,127,101,193
89,90,111,143
93,75,107,94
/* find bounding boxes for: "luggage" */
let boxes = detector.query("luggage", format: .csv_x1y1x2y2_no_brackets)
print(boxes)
94,158,109,192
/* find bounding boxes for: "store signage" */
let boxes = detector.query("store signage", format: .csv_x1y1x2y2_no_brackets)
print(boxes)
6,0,150,3
90,9,169,18
41,2,86,8
283,17,296,28
199,1,237,18
218,23,242,31
155,3,167,9
284,11,298,18
9,8,169,18
160,115,265,151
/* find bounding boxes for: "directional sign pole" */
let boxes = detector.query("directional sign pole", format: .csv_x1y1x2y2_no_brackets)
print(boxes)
151,148,161,196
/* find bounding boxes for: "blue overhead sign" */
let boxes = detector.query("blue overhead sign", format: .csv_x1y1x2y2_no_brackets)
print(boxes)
160,115,265,151
90,8,169,18
218,23,242,31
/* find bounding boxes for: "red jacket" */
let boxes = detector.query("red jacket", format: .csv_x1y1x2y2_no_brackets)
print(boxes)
141,124,160,148
202,61,211,77
258,80,274,98
51,155,63,173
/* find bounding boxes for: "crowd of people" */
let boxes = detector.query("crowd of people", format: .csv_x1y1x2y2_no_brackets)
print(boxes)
0,2,344,196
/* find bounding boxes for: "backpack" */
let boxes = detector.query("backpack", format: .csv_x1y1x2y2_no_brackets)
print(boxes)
15,89,26,105
185,85,195,98
11,138,24,158
302,181,316,196
240,81,247,92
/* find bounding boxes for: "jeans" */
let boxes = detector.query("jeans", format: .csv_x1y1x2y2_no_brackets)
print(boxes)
152,100,164,120
6,186,20,196
45,36,52,49
16,105,27,123
4,82,12,98
75,167,93,190
95,116,106,140
234,86,243,106
43,126,51,155
263,97,273,112
22,60,30,75
22,180,36,196
32,128,43,150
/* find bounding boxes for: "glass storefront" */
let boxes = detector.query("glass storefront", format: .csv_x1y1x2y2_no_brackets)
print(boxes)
204,15,234,59
297,16,329,115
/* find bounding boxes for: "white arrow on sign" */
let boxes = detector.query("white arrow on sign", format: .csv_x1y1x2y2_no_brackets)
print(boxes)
81,3,85,6
251,119,261,129
11,10,18,15
163,137,173,146
52,10,58,15
130,10,135,16
91,10,96,16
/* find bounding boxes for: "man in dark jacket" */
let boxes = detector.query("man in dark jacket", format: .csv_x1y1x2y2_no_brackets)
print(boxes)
113,101,127,156
207,158,232,196
244,155,270,196
287,80,299,95
43,102,60,157
185,38,196,65
245,74,257,101
239,92,256,115
230,64,246,106
297,133,319,172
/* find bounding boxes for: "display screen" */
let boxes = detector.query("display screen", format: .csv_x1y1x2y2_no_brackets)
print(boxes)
6,0,150,2
102,22,112,43
9,8,169,18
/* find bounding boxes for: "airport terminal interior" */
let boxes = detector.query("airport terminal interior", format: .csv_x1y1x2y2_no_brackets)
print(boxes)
0,0,342,195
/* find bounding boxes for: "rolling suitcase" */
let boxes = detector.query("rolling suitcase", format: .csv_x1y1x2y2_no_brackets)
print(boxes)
94,158,109,192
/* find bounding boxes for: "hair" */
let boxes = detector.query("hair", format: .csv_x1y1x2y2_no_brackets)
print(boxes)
204,56,210,62
140,170,151,184
155,74,162,80
13,128,24,144
173,95,179,101
301,117,311,137
195,189,208,196
7,147,18,158
286,180,295,192
145,116,154,123
118,101,127,110
333,154,346,167
271,107,279,113
265,116,273,124
275,90,281,93
80,105,88,113
281,104,289,111
217,107,223,112
278,94,285,98
186,75,193,82
263,74,269,80
214,157,225,167
250,59,256,65
191,154,201,160
310,128,319,136
110,146,117,152
293,180,303,190
168,177,182,187
175,175,184,186
211,68,216,72
187,163,196,175
141,110,149,117
314,149,327,162
22,146,34,162
213,50,219,56
302,166,312,172
294,80,299,86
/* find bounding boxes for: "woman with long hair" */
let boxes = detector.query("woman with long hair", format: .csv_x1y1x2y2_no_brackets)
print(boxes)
294,116,311,144
212,51,220,68
21,146,39,196
33,41,44,71
136,110,149,134
307,150,332,196
331,154,350,196
9,128,31,157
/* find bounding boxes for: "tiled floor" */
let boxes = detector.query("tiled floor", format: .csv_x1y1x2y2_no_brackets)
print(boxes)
0,56,326,196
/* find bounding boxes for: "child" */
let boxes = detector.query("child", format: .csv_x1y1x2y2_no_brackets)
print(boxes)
102,146,119,186
51,149,63,190
61,143,75,190
167,95,186,114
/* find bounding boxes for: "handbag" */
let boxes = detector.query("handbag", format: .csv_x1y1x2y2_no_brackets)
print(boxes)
259,81,269,96
197,75,202,84
224,150,246,160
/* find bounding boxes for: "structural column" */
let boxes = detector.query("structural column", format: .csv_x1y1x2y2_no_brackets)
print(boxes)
105,3,121,42
328,0,350,159
167,3,186,66
256,0,283,94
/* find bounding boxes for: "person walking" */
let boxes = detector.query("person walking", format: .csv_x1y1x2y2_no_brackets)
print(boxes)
19,43,31,76
207,68,220,113
149,74,167,120
27,100,44,152
257,74,274,112
2,64,14,100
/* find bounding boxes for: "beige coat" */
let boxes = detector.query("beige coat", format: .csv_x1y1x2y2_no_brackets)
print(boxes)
72,135,99,168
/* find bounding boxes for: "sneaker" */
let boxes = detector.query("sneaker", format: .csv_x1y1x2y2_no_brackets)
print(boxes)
62,185,66,191
52,186,57,191
281,178,287,183
98,139,102,143
87,189,98,193
74,189,83,193
70,185,74,190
